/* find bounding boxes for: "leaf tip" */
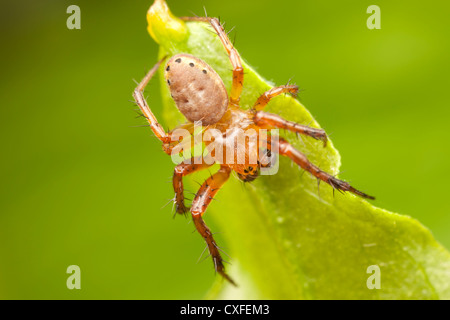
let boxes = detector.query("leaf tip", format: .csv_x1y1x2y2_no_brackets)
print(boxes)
147,0,188,47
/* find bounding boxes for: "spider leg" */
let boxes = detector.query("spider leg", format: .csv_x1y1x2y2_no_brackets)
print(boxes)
180,16,244,106
253,85,299,111
190,166,236,285
275,137,375,200
254,111,328,147
173,157,213,215
133,56,173,154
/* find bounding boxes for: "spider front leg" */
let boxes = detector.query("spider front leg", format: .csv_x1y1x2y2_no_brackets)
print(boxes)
275,138,375,200
133,56,173,154
180,16,244,105
190,166,236,285
254,111,328,147
253,85,299,111
173,157,213,215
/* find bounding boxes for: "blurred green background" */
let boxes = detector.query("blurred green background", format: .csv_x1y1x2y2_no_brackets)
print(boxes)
1,0,449,299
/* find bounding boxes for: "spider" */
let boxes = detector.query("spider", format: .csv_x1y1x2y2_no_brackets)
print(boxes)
133,16,374,286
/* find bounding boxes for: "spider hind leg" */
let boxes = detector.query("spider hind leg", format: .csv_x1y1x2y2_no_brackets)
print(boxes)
133,56,173,154
180,16,244,106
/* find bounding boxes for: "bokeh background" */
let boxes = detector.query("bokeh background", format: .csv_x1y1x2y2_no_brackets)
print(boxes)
1,0,449,299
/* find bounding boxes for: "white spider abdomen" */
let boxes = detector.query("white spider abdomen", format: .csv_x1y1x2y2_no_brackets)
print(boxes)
164,54,228,125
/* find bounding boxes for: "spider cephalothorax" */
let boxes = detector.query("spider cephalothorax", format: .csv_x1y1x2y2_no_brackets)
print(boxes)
133,16,374,285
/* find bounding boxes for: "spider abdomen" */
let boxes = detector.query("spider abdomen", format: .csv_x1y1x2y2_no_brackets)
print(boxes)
164,54,228,126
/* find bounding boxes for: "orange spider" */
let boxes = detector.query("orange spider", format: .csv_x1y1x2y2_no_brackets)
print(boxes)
133,16,374,285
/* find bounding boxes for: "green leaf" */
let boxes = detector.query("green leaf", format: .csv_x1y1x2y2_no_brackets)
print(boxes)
146,0,450,299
